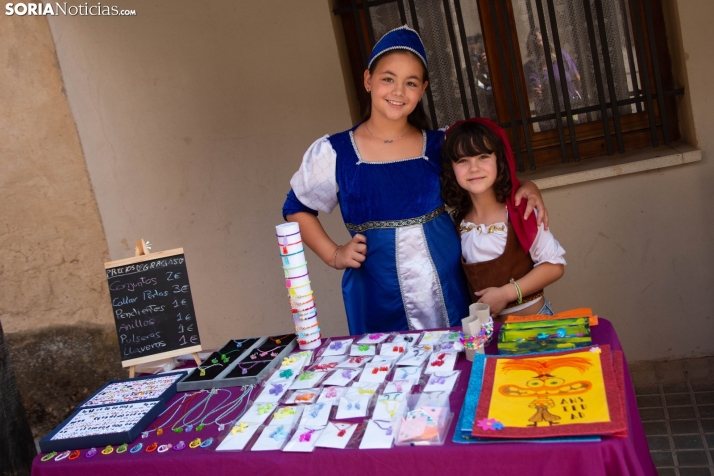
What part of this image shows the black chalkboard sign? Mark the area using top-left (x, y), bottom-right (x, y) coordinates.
top-left (104, 248), bottom-right (202, 367)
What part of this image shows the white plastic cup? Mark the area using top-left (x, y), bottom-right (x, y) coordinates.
top-left (276, 222), bottom-right (300, 238)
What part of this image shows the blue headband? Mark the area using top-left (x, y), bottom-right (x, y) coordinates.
top-left (367, 25), bottom-right (428, 69)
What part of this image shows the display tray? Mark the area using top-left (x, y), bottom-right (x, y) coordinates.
top-left (177, 337), bottom-right (296, 391)
top-left (78, 371), bottom-right (188, 408)
top-left (38, 399), bottom-right (165, 453)
top-left (177, 337), bottom-right (265, 388)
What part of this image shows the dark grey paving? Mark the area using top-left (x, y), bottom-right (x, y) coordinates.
top-left (674, 434), bottom-right (705, 450)
top-left (670, 420), bottom-right (703, 435)
top-left (644, 421), bottom-right (670, 435)
top-left (651, 450), bottom-right (675, 467)
top-left (678, 468), bottom-right (713, 476)
top-left (677, 451), bottom-right (710, 466)
top-left (656, 468), bottom-right (676, 476)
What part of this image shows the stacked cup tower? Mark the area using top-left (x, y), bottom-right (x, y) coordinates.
top-left (276, 222), bottom-right (321, 350)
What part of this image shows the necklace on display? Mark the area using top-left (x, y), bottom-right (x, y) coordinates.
top-left (171, 389), bottom-right (225, 433)
top-left (195, 386), bottom-right (253, 431)
top-left (330, 421), bottom-right (355, 437)
top-left (236, 361), bottom-right (263, 375)
top-left (211, 386), bottom-right (255, 430)
top-left (269, 334), bottom-right (292, 345)
top-left (197, 363), bottom-right (223, 376)
top-left (365, 123), bottom-right (411, 144)
top-left (143, 392), bottom-right (200, 438)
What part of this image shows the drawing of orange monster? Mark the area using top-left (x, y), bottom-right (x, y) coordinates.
top-left (497, 357), bottom-right (593, 426)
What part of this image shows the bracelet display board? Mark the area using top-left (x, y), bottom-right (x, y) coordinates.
top-left (78, 371), bottom-right (188, 408)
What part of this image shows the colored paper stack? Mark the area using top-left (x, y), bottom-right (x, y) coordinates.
top-left (276, 222), bottom-right (321, 350)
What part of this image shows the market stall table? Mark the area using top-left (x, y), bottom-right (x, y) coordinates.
top-left (31, 318), bottom-right (656, 476)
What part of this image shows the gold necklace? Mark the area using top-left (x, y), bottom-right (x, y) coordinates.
top-left (365, 123), bottom-right (411, 144)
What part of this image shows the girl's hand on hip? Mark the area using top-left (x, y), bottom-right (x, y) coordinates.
top-left (514, 180), bottom-right (549, 230)
top-left (475, 287), bottom-right (510, 318)
top-left (335, 234), bottom-right (367, 269)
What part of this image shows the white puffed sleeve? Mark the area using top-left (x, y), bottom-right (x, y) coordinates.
top-left (530, 223), bottom-right (567, 266)
top-left (289, 135), bottom-right (339, 214)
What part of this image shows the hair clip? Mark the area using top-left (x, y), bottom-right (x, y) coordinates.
top-left (54, 450), bottom-right (71, 461)
top-left (200, 437), bottom-right (214, 448)
top-left (101, 445), bottom-right (114, 455)
top-left (115, 443), bottom-right (128, 454)
top-left (41, 452), bottom-right (58, 462)
top-left (299, 429), bottom-right (315, 442)
top-left (189, 438), bottom-right (201, 449)
top-left (145, 442), bottom-right (158, 453)
top-left (85, 447), bottom-right (98, 458)
top-left (329, 341), bottom-right (344, 351)
top-left (269, 383), bottom-right (285, 396)
top-left (299, 371), bottom-right (316, 381)
top-left (129, 444), bottom-right (142, 454)
top-left (157, 444), bottom-right (172, 453)
top-left (68, 450), bottom-right (80, 460)
top-left (173, 441), bottom-right (186, 451)
top-left (270, 425), bottom-right (288, 441)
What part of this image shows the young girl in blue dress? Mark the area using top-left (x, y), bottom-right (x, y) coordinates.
top-left (441, 118), bottom-right (565, 320)
top-left (283, 26), bottom-right (548, 334)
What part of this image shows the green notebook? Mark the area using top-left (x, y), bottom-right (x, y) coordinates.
top-left (498, 317), bottom-right (591, 355)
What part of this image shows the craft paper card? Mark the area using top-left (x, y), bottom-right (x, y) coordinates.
top-left (289, 370), bottom-right (326, 390)
top-left (315, 421), bottom-right (359, 449)
top-left (336, 356), bottom-right (372, 368)
top-left (423, 371), bottom-right (460, 393)
top-left (359, 420), bottom-right (394, 449)
top-left (322, 368), bottom-right (360, 386)
top-left (385, 380), bottom-right (414, 394)
top-left (316, 355), bottom-right (348, 366)
top-left (373, 393), bottom-right (406, 421)
top-left (397, 348), bottom-right (431, 366)
top-left (251, 424), bottom-right (292, 451)
top-left (269, 406), bottom-right (304, 426)
top-left (216, 422), bottom-right (261, 451)
top-left (283, 425), bottom-right (325, 452)
top-left (284, 389), bottom-right (320, 405)
top-left (322, 339), bottom-right (354, 356)
top-left (391, 333), bottom-right (421, 347)
top-left (356, 333), bottom-right (390, 345)
top-left (472, 346), bottom-right (626, 439)
top-left (255, 382), bottom-right (291, 403)
top-left (240, 402), bottom-right (277, 425)
top-left (379, 343), bottom-right (408, 356)
top-left (317, 386), bottom-right (348, 405)
top-left (393, 366), bottom-right (423, 384)
top-left (358, 364), bottom-right (392, 383)
top-left (371, 354), bottom-right (399, 365)
top-left (424, 351), bottom-right (458, 374)
top-left (420, 331), bottom-right (447, 343)
top-left (299, 402), bottom-right (332, 427)
top-left (335, 395), bottom-right (370, 419)
top-left (350, 344), bottom-right (376, 356)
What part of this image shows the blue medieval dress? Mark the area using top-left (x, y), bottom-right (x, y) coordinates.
top-left (283, 126), bottom-right (470, 334)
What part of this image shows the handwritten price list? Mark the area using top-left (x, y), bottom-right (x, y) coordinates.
top-left (105, 254), bottom-right (201, 362)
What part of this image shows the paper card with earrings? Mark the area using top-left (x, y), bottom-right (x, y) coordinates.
top-left (391, 365), bottom-right (425, 385)
top-left (355, 332), bottom-right (391, 345)
top-left (317, 386), bottom-right (348, 406)
top-left (315, 355), bottom-right (348, 367)
top-left (266, 365), bottom-right (300, 385)
top-left (336, 356), bottom-right (372, 369)
top-left (384, 379), bottom-right (414, 394)
top-left (322, 367), bottom-right (361, 386)
top-left (315, 421), bottom-right (361, 449)
top-left (439, 331), bottom-right (462, 344)
top-left (358, 419), bottom-right (394, 449)
top-left (349, 344), bottom-right (376, 356)
top-left (268, 405), bottom-right (304, 426)
top-left (299, 401), bottom-right (332, 427)
top-left (424, 351), bottom-right (459, 374)
top-left (346, 381), bottom-right (380, 398)
top-left (358, 363), bottom-right (393, 383)
top-left (373, 392), bottom-right (407, 421)
top-left (254, 382), bottom-right (290, 403)
top-left (286, 349), bottom-right (314, 368)
top-left (282, 425), bottom-right (326, 452)
top-left (250, 423), bottom-right (295, 451)
top-left (321, 338), bottom-right (354, 357)
top-left (389, 333), bottom-right (422, 348)
top-left (335, 395), bottom-right (371, 419)
top-left (239, 402), bottom-right (277, 425)
top-left (397, 347), bottom-right (432, 366)
top-left (283, 388), bottom-right (320, 405)
top-left (422, 371), bottom-right (461, 394)
top-left (379, 343), bottom-right (408, 356)
top-left (371, 354), bottom-right (400, 366)
top-left (215, 421), bottom-right (262, 451)
top-left (289, 369), bottom-right (327, 390)
top-left (420, 330), bottom-right (448, 343)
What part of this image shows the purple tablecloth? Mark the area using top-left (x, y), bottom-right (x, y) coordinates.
top-left (32, 318), bottom-right (656, 476)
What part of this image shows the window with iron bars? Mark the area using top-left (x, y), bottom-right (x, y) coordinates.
top-left (334, 0), bottom-right (683, 171)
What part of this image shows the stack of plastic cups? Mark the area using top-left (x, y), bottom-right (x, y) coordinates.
top-left (276, 222), bottom-right (321, 350)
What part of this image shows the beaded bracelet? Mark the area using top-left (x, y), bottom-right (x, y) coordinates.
top-left (285, 274), bottom-right (309, 286)
top-left (288, 290), bottom-right (314, 299)
top-left (287, 280), bottom-right (311, 291)
top-left (290, 296), bottom-right (314, 306)
top-left (292, 305), bottom-right (316, 316)
top-left (278, 240), bottom-right (302, 248)
top-left (295, 321), bottom-right (319, 331)
top-left (298, 334), bottom-right (321, 346)
top-left (333, 244), bottom-right (343, 269)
